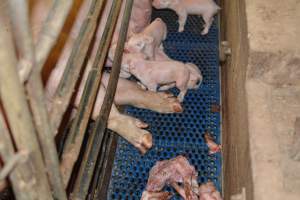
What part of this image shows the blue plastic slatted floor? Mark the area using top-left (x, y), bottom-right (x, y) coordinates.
top-left (107, 8), bottom-right (221, 200)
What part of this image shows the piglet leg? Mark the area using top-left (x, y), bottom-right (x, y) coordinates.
top-left (201, 14), bottom-right (214, 35)
top-left (108, 106), bottom-right (152, 154)
top-left (177, 89), bottom-right (188, 103)
top-left (177, 10), bottom-right (187, 32)
top-left (158, 83), bottom-right (176, 91)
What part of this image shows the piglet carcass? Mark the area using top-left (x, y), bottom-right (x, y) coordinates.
top-left (145, 156), bottom-right (200, 199)
top-left (152, 0), bottom-right (220, 34)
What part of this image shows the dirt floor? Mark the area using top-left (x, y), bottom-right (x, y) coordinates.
top-left (245, 0), bottom-right (300, 199)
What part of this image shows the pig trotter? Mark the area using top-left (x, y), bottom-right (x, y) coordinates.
top-left (108, 114), bottom-right (153, 154)
top-left (148, 92), bottom-right (183, 113)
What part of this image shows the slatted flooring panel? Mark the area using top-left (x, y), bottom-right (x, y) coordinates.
top-left (107, 8), bottom-right (221, 200)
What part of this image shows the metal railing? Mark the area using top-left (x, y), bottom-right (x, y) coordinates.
top-left (0, 0), bottom-right (133, 199)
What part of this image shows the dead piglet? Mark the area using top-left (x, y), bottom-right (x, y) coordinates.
top-left (152, 0), bottom-right (220, 34)
top-left (127, 18), bottom-right (168, 60)
top-left (146, 156), bottom-right (199, 199)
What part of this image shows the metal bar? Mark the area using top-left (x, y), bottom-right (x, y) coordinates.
top-left (60, 0), bottom-right (122, 187)
top-left (0, 112), bottom-right (34, 200)
top-left (88, 131), bottom-right (110, 199)
top-left (50, 0), bottom-right (106, 133)
top-left (0, 9), bottom-right (53, 200)
top-left (7, 1), bottom-right (68, 199)
top-left (94, 133), bottom-right (119, 199)
top-left (92, 131), bottom-right (115, 200)
top-left (71, 0), bottom-right (133, 199)
top-left (35, 0), bottom-right (74, 73)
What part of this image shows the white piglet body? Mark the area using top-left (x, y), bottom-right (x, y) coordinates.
top-left (152, 0), bottom-right (220, 34)
top-left (125, 58), bottom-right (203, 102)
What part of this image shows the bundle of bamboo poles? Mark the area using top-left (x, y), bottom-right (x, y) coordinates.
top-left (0, 0), bottom-right (133, 199)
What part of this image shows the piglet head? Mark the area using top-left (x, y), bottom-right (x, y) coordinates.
top-left (185, 63), bottom-right (203, 89)
top-left (127, 34), bottom-right (155, 59)
top-left (124, 53), bottom-right (146, 74)
top-left (152, 0), bottom-right (178, 9)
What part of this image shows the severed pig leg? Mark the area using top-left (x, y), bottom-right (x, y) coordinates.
top-left (101, 72), bottom-right (183, 113)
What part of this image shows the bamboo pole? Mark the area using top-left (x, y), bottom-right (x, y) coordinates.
top-left (50, 0), bottom-right (106, 134)
top-left (0, 112), bottom-right (35, 200)
top-left (35, 0), bottom-right (74, 72)
top-left (7, 1), bottom-right (68, 199)
top-left (0, 9), bottom-right (53, 200)
top-left (60, 0), bottom-right (122, 186)
top-left (71, 0), bottom-right (133, 199)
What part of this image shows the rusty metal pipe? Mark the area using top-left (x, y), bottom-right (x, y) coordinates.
top-left (50, 0), bottom-right (106, 134)
top-left (35, 0), bottom-right (74, 73)
top-left (71, 0), bottom-right (133, 199)
top-left (61, 0), bottom-right (122, 189)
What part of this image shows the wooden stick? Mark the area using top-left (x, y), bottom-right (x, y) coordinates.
top-left (50, 0), bottom-right (106, 134)
top-left (0, 10), bottom-right (53, 200)
top-left (71, 0), bottom-right (133, 199)
top-left (60, 0), bottom-right (122, 186)
top-left (0, 112), bottom-right (34, 200)
top-left (35, 0), bottom-right (74, 72)
top-left (7, 1), bottom-right (68, 199)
